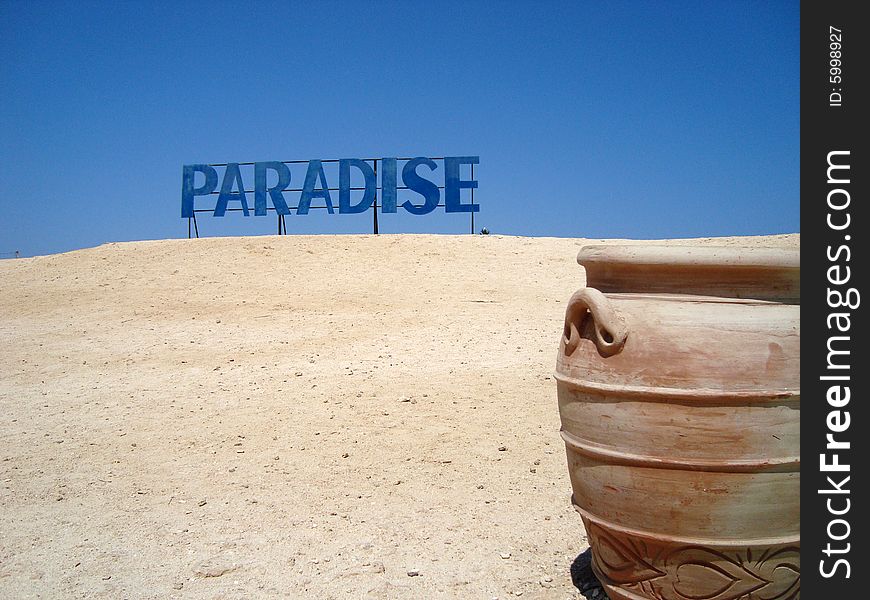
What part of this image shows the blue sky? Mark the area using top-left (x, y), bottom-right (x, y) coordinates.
top-left (0, 0), bottom-right (799, 257)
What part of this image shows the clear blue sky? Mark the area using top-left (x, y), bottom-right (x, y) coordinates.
top-left (1, 0), bottom-right (799, 257)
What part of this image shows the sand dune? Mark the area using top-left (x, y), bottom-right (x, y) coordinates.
top-left (0, 233), bottom-right (798, 599)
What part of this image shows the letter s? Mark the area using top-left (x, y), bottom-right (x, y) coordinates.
top-left (401, 157), bottom-right (439, 215)
top-left (820, 558), bottom-right (851, 578)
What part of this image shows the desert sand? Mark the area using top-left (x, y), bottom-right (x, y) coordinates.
top-left (0, 233), bottom-right (798, 599)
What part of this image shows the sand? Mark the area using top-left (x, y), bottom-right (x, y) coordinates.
top-left (0, 233), bottom-right (798, 599)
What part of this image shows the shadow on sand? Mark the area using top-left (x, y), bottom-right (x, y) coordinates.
top-left (570, 547), bottom-right (609, 599)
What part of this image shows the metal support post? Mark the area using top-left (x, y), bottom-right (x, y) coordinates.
top-left (373, 159), bottom-right (379, 235)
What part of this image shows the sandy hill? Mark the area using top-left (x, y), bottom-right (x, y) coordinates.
top-left (0, 233), bottom-right (798, 599)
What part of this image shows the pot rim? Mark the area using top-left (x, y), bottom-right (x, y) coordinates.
top-left (577, 245), bottom-right (799, 269)
top-left (577, 245), bottom-right (799, 302)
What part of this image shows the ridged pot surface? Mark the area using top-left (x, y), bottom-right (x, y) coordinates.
top-left (556, 246), bottom-right (800, 600)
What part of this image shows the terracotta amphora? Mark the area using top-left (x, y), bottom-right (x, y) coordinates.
top-left (556, 245), bottom-right (800, 600)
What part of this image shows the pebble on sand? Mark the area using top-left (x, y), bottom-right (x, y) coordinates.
top-left (193, 558), bottom-right (238, 578)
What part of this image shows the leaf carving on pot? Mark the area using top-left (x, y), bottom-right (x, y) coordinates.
top-left (669, 548), bottom-right (766, 600)
top-left (589, 522), bottom-right (664, 584)
top-left (582, 519), bottom-right (800, 600)
top-left (750, 546), bottom-right (800, 600)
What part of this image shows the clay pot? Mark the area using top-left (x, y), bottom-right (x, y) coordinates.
top-left (556, 245), bottom-right (800, 600)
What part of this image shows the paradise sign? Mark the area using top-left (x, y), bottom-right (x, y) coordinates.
top-left (181, 156), bottom-right (479, 218)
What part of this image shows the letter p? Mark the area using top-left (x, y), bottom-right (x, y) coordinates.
top-left (182, 164), bottom-right (218, 218)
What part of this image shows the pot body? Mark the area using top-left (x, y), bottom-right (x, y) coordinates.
top-left (556, 246), bottom-right (800, 600)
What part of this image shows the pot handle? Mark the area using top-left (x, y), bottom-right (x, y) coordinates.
top-left (562, 287), bottom-right (628, 357)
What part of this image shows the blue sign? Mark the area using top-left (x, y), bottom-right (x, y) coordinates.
top-left (182, 156), bottom-right (478, 218)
